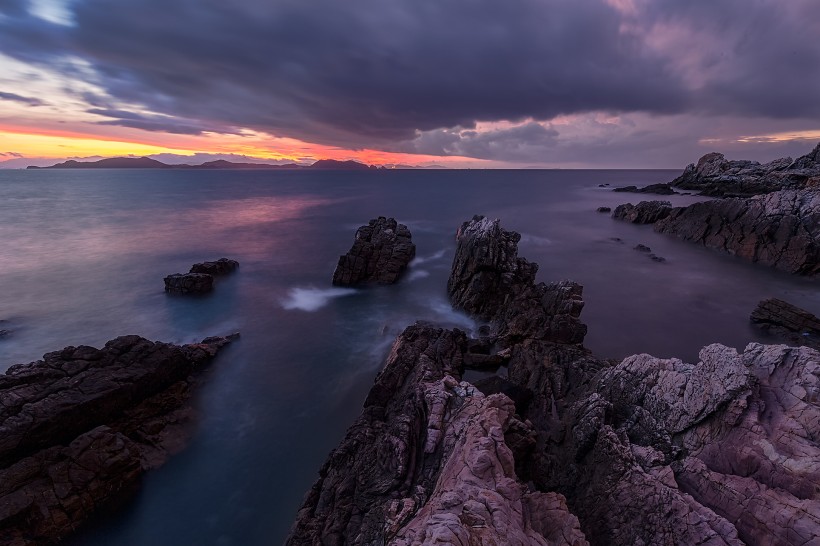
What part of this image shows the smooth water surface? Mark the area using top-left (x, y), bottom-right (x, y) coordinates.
top-left (0, 169), bottom-right (816, 544)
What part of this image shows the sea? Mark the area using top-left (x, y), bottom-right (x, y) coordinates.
top-left (0, 168), bottom-right (817, 545)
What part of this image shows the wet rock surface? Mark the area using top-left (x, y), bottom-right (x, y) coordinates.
top-left (163, 272), bottom-right (214, 294)
top-left (751, 298), bottom-right (820, 350)
top-left (332, 216), bottom-right (416, 286)
top-left (611, 200), bottom-right (672, 224)
top-left (654, 189), bottom-right (820, 275)
top-left (0, 334), bottom-right (236, 545)
top-left (290, 215), bottom-right (820, 546)
top-left (671, 142), bottom-right (820, 197)
top-left (189, 257), bottom-right (239, 275)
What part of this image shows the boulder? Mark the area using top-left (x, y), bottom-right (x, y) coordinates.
top-left (332, 217), bottom-right (416, 286)
top-left (164, 272), bottom-right (213, 294)
top-left (654, 189), bottom-right (820, 275)
top-left (189, 257), bottom-right (239, 275)
top-left (611, 200), bottom-right (672, 224)
top-left (671, 142), bottom-right (820, 197)
top-left (596, 207), bottom-right (611, 213)
top-left (0, 334), bottom-right (236, 545)
top-left (750, 298), bottom-right (820, 349)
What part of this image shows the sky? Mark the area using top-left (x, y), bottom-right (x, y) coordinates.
top-left (0, 0), bottom-right (819, 168)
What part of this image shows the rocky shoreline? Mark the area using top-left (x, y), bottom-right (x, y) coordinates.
top-left (288, 216), bottom-right (819, 545)
top-left (610, 142), bottom-right (820, 276)
top-left (0, 333), bottom-right (237, 545)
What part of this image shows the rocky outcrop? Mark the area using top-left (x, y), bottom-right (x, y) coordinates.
top-left (332, 217), bottom-right (416, 286)
top-left (163, 272), bottom-right (213, 294)
top-left (164, 258), bottom-right (239, 294)
top-left (447, 215), bottom-right (586, 344)
top-left (671, 142), bottom-right (820, 197)
top-left (189, 257), bottom-right (239, 275)
top-left (751, 298), bottom-right (820, 350)
top-left (611, 200), bottom-right (672, 224)
top-left (613, 183), bottom-right (677, 195)
top-left (286, 323), bottom-right (587, 546)
top-left (654, 189), bottom-right (820, 275)
top-left (291, 215), bottom-right (820, 545)
top-left (595, 206), bottom-right (611, 213)
top-left (0, 334), bottom-right (236, 545)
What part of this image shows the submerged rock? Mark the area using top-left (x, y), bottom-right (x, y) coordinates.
top-left (163, 272), bottom-right (214, 294)
top-left (0, 333), bottom-right (237, 545)
top-left (654, 189), bottom-right (820, 275)
top-left (751, 298), bottom-right (820, 350)
top-left (189, 257), bottom-right (239, 275)
top-left (671, 142), bottom-right (820, 197)
top-left (332, 217), bottom-right (416, 286)
top-left (611, 200), bottom-right (672, 224)
top-left (596, 206), bottom-right (611, 213)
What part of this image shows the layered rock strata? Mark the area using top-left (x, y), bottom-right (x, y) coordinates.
top-left (671, 142), bottom-right (820, 197)
top-left (611, 200), bottom-right (672, 224)
top-left (0, 334), bottom-right (236, 545)
top-left (290, 216), bottom-right (820, 545)
top-left (332, 217), bottom-right (416, 286)
top-left (654, 189), bottom-right (820, 275)
top-left (751, 298), bottom-right (820, 350)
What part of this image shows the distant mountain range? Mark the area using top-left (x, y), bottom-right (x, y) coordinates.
top-left (26, 157), bottom-right (379, 170)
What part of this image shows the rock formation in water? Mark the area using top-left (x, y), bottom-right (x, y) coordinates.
top-left (654, 189), bottom-right (820, 275)
top-left (751, 298), bottom-right (820, 350)
top-left (332, 217), bottom-right (416, 286)
top-left (289, 216), bottom-right (820, 545)
top-left (0, 333), bottom-right (237, 545)
top-left (611, 200), bottom-right (672, 224)
top-left (163, 272), bottom-right (214, 294)
top-left (671, 141), bottom-right (820, 197)
top-left (448, 215), bottom-right (586, 345)
top-left (613, 183), bottom-right (677, 195)
top-left (164, 258), bottom-right (239, 294)
top-left (189, 257), bottom-right (239, 275)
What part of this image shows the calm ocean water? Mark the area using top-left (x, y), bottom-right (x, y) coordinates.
top-left (1, 169), bottom-right (817, 544)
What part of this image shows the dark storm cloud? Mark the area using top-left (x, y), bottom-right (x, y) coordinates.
top-left (87, 108), bottom-right (236, 135)
top-left (0, 0), bottom-right (818, 161)
top-left (0, 90), bottom-right (46, 106)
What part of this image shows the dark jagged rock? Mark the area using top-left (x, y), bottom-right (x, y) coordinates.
top-left (332, 217), bottom-right (416, 286)
top-left (596, 206), bottom-right (611, 213)
top-left (286, 324), bottom-right (586, 546)
top-left (648, 253), bottom-right (666, 263)
top-left (292, 216), bottom-right (820, 545)
top-left (447, 215), bottom-right (586, 345)
top-left (163, 272), bottom-right (214, 294)
top-left (671, 142), bottom-right (820, 197)
top-left (189, 257), bottom-right (239, 275)
top-left (634, 244), bottom-right (651, 252)
top-left (654, 189), bottom-right (820, 275)
top-left (613, 183), bottom-right (677, 195)
top-left (611, 200), bottom-right (672, 224)
top-left (0, 334), bottom-right (236, 545)
top-left (751, 298), bottom-right (820, 350)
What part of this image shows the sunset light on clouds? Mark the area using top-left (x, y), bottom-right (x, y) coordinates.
top-left (1, 0), bottom-right (819, 168)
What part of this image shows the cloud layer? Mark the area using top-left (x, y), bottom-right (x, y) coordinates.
top-left (1, 0), bottom-right (818, 165)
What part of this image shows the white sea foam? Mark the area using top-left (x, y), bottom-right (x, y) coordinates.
top-left (281, 287), bottom-right (358, 312)
top-left (410, 249), bottom-right (446, 266)
top-left (520, 233), bottom-right (552, 246)
top-left (426, 299), bottom-right (477, 332)
top-left (407, 269), bottom-right (431, 281)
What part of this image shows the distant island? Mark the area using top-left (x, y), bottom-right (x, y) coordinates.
top-left (26, 157), bottom-right (379, 170)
